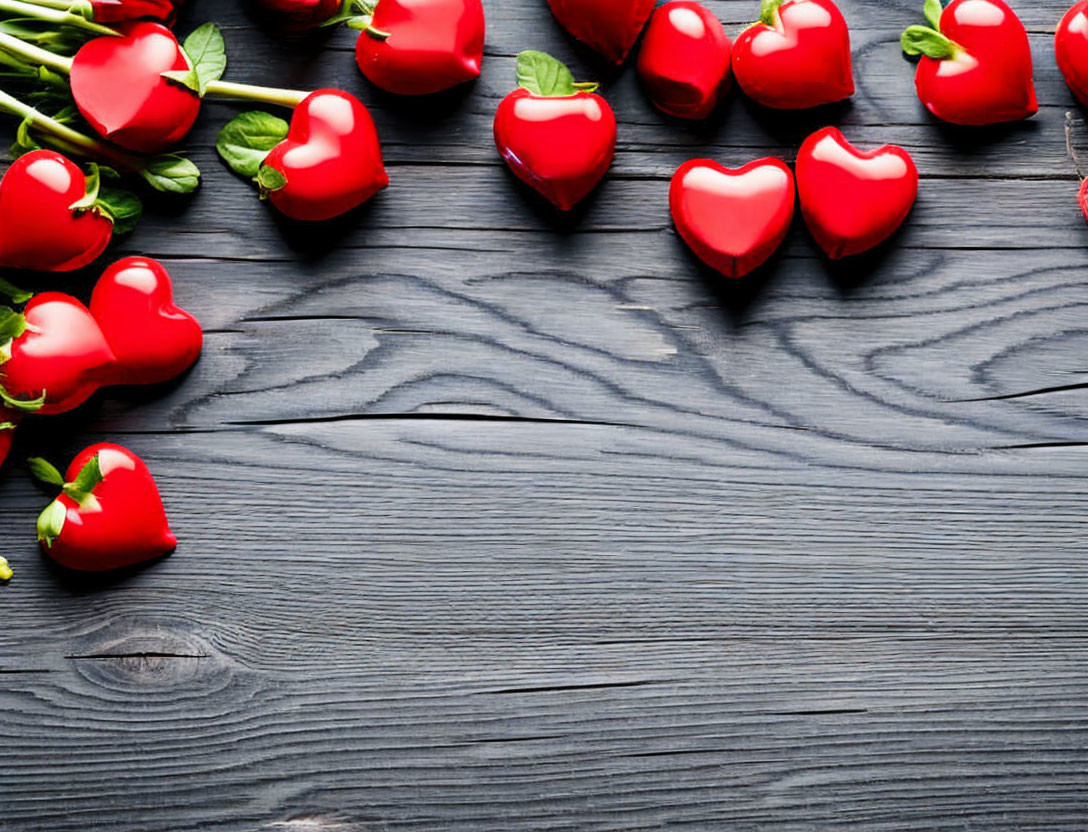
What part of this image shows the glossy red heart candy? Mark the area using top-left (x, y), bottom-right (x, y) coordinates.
top-left (732, 0), bottom-right (854, 110)
top-left (0, 150), bottom-right (113, 272)
top-left (90, 257), bottom-right (203, 386)
top-left (1, 293), bottom-right (117, 415)
top-left (1057, 1), bottom-right (1088, 106)
top-left (38, 443), bottom-right (177, 572)
top-left (796, 127), bottom-right (918, 259)
top-left (494, 89), bottom-right (616, 211)
top-left (670, 158), bottom-right (795, 278)
top-left (637, 0), bottom-right (732, 119)
top-left (905, 0), bottom-right (1036, 126)
top-left (69, 21), bottom-right (201, 152)
top-left (547, 0), bottom-right (655, 64)
top-left (356, 0), bottom-right (485, 95)
top-left (263, 89), bottom-right (389, 222)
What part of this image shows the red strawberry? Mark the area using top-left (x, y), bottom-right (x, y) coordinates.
top-left (90, 257), bottom-right (203, 386)
top-left (546, 0), bottom-right (655, 64)
top-left (901, 0), bottom-right (1036, 126)
top-left (34, 444), bottom-right (177, 572)
top-left (0, 293), bottom-right (118, 416)
top-left (69, 21), bottom-right (201, 152)
top-left (355, 0), bottom-right (485, 95)
top-left (0, 150), bottom-right (114, 272)
top-left (637, 0), bottom-right (732, 119)
top-left (795, 127), bottom-right (918, 259)
top-left (732, 0), bottom-right (854, 110)
top-left (669, 157), bottom-right (796, 279)
top-left (493, 51), bottom-right (616, 211)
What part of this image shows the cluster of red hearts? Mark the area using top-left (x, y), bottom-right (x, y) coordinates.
top-left (1, 0), bottom-right (1087, 579)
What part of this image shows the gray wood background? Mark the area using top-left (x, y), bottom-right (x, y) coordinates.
top-left (2, 0), bottom-right (1088, 828)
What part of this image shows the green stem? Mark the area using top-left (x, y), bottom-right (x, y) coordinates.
top-left (0, 88), bottom-right (141, 169)
top-left (0, 0), bottom-right (119, 36)
top-left (0, 31), bottom-right (72, 74)
top-left (759, 0), bottom-right (785, 25)
top-left (203, 79), bottom-right (310, 109)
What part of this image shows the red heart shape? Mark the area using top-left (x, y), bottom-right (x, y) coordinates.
top-left (0, 150), bottom-right (113, 272)
top-left (90, 0), bottom-right (181, 23)
top-left (70, 21), bottom-right (200, 152)
top-left (732, 0), bottom-right (854, 110)
top-left (494, 88), bottom-right (617, 211)
top-left (39, 443), bottom-right (177, 572)
top-left (637, 0), bottom-right (732, 120)
top-left (670, 158), bottom-right (795, 279)
top-left (263, 89), bottom-right (389, 222)
top-left (356, 0), bottom-right (485, 95)
top-left (1, 293), bottom-right (117, 415)
top-left (546, 0), bottom-right (655, 64)
top-left (90, 257), bottom-right (203, 386)
top-left (913, 0), bottom-right (1036, 126)
top-left (796, 127), bottom-right (918, 259)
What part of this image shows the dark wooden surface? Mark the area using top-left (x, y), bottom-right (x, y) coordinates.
top-left (3, 0), bottom-right (1088, 828)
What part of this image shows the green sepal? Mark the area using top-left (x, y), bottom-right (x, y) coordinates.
top-left (0, 277), bottom-right (32, 305)
top-left (9, 115), bottom-right (40, 159)
top-left (68, 161), bottom-right (102, 211)
top-left (27, 457), bottom-right (64, 487)
top-left (759, 0), bottom-right (786, 25)
top-left (164, 22), bottom-right (226, 97)
top-left (256, 164), bottom-right (287, 194)
top-left (320, 0), bottom-right (377, 27)
top-left (901, 24), bottom-right (960, 59)
top-left (216, 111), bottom-right (289, 179)
top-left (0, 307), bottom-right (28, 342)
top-left (515, 51), bottom-right (597, 97)
top-left (0, 422), bottom-right (14, 432)
top-left (924, 0), bottom-right (943, 29)
top-left (36, 499), bottom-right (66, 549)
top-left (0, 386), bottom-right (45, 413)
top-left (63, 453), bottom-right (102, 503)
top-left (138, 154), bottom-right (201, 194)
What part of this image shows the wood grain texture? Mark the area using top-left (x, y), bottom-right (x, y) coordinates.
top-left (2, 0), bottom-right (1088, 829)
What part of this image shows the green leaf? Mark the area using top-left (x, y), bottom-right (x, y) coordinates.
top-left (27, 457), bottom-right (64, 487)
top-left (924, 0), bottom-right (943, 29)
top-left (516, 50), bottom-right (594, 97)
top-left (95, 186), bottom-right (142, 235)
top-left (36, 500), bottom-right (66, 549)
top-left (9, 115), bottom-right (40, 159)
top-left (901, 25), bottom-right (960, 59)
top-left (0, 307), bottom-right (28, 343)
top-left (256, 164), bottom-right (287, 193)
top-left (0, 277), bottom-right (32, 304)
top-left (175, 22), bottom-right (227, 97)
top-left (68, 161), bottom-right (101, 211)
top-left (216, 111), bottom-right (289, 179)
top-left (63, 453), bottom-right (103, 503)
top-left (161, 67), bottom-right (201, 94)
top-left (138, 154), bottom-right (201, 194)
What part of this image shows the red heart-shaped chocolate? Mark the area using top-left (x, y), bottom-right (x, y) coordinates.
top-left (546, 0), bottom-right (655, 64)
top-left (0, 150), bottom-right (113, 272)
top-left (356, 0), bottom-right (485, 95)
top-left (90, 257), bottom-right (203, 386)
top-left (911, 0), bottom-right (1036, 125)
top-left (796, 127), bottom-right (918, 259)
top-left (1058, 1), bottom-right (1088, 107)
top-left (1, 293), bottom-right (118, 415)
top-left (494, 88), bottom-right (617, 211)
top-left (732, 0), bottom-right (854, 110)
top-left (70, 21), bottom-right (200, 152)
top-left (38, 443), bottom-right (177, 572)
top-left (262, 89), bottom-right (389, 222)
top-left (670, 157), bottom-right (795, 278)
